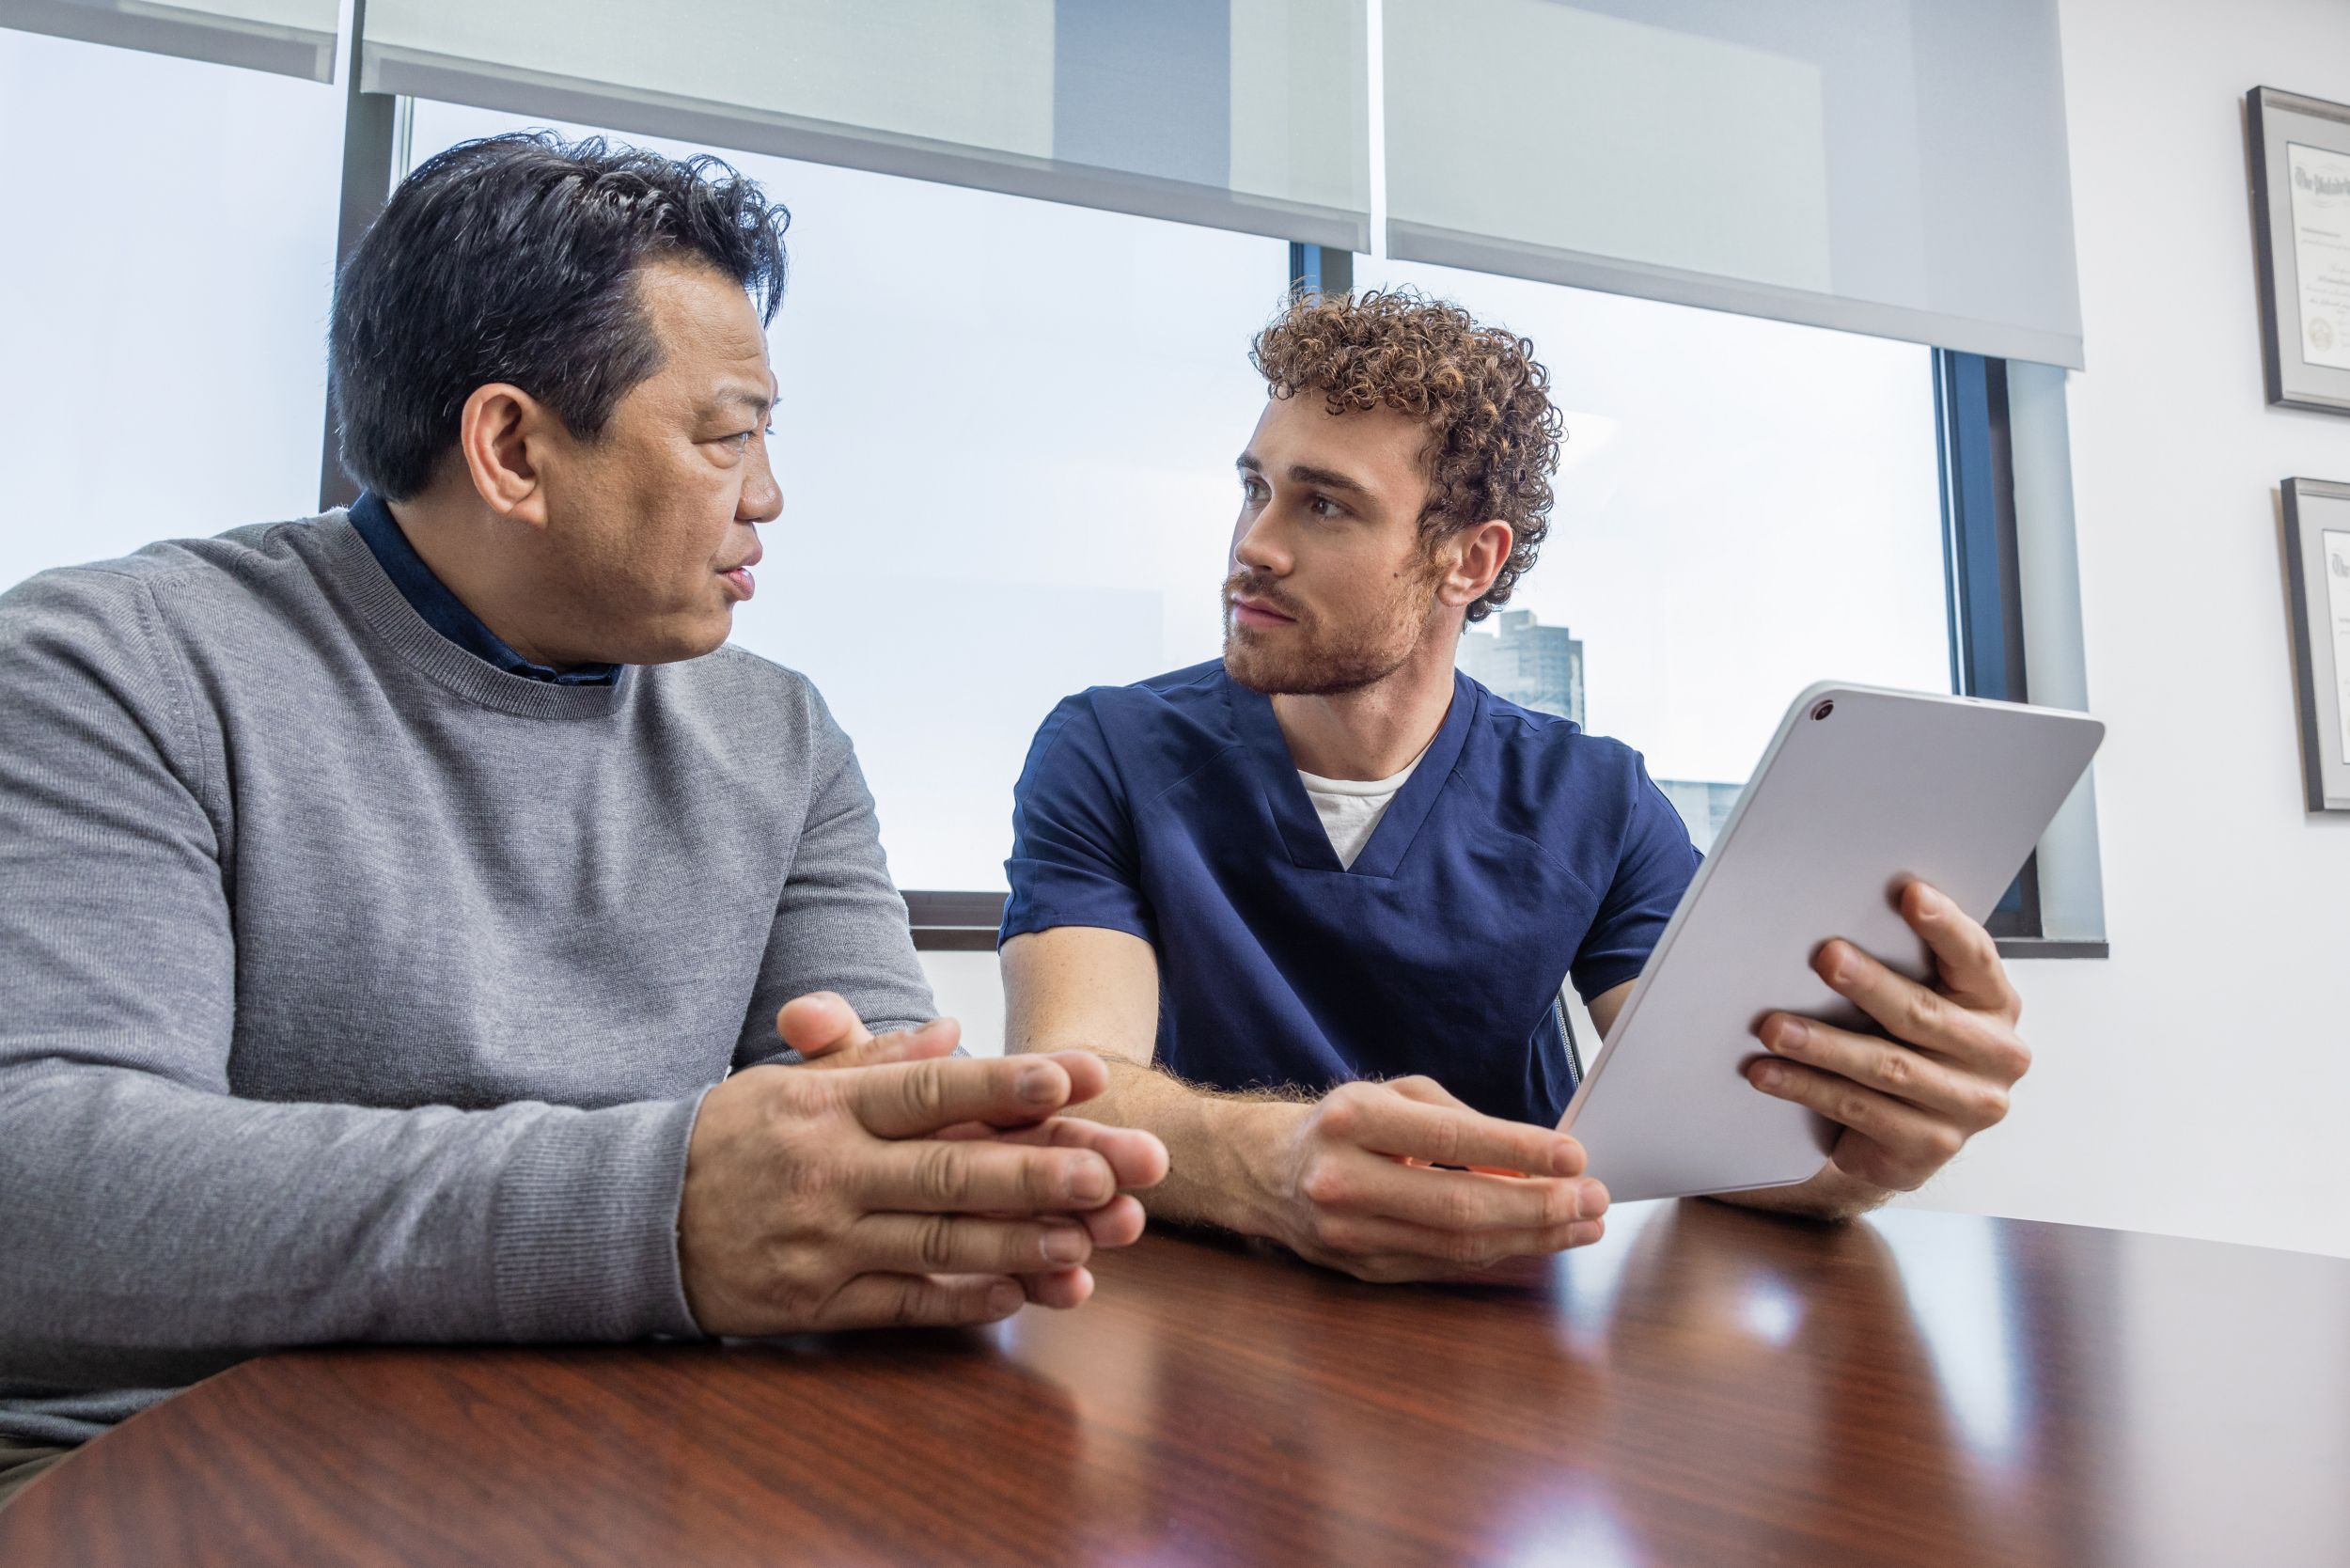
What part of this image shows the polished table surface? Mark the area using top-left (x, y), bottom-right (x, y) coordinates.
top-left (7, 1200), bottom-right (2347, 1567)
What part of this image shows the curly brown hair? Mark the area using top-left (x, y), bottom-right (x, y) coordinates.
top-left (1249, 287), bottom-right (1563, 622)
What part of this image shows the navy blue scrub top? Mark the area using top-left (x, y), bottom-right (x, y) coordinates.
top-left (1001, 661), bottom-right (1702, 1128)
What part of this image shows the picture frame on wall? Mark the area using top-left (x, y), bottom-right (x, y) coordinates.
top-left (2249, 87), bottom-right (2350, 414)
top-left (2281, 478), bottom-right (2350, 811)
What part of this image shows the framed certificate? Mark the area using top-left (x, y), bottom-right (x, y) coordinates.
top-left (2282, 478), bottom-right (2350, 811)
top-left (2249, 87), bottom-right (2350, 414)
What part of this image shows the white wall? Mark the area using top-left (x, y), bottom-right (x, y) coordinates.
top-left (929, 0), bottom-right (2350, 1261)
top-left (1901, 0), bottom-right (2350, 1259)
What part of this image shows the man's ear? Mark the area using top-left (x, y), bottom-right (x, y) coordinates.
top-left (1435, 520), bottom-right (1514, 609)
top-left (457, 383), bottom-right (558, 529)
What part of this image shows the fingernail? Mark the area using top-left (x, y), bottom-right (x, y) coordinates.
top-left (985, 1282), bottom-right (1023, 1318)
top-left (1771, 1018), bottom-right (1808, 1052)
top-left (1016, 1063), bottom-right (1058, 1105)
top-left (1042, 1228), bottom-right (1089, 1265)
top-left (1577, 1182), bottom-right (1610, 1220)
top-left (1755, 1064), bottom-right (1786, 1091)
top-left (1550, 1141), bottom-right (1581, 1177)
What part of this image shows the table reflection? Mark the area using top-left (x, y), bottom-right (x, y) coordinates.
top-left (1011, 1200), bottom-right (2088, 1566)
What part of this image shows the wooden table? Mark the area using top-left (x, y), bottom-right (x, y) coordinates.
top-left (7, 1200), bottom-right (2346, 1567)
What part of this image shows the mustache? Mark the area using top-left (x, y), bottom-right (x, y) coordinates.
top-left (1223, 571), bottom-right (1306, 619)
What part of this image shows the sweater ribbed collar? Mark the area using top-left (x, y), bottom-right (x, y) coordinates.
top-left (312, 510), bottom-right (632, 722)
top-left (347, 492), bottom-right (621, 688)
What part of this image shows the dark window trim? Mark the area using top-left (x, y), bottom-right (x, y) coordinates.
top-left (1933, 350), bottom-right (2047, 943)
top-left (906, 891), bottom-right (1007, 953)
top-left (318, 0), bottom-right (400, 514)
top-left (1288, 242), bottom-right (1352, 299)
top-left (1994, 938), bottom-right (2108, 962)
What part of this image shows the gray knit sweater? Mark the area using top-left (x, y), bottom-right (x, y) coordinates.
top-left (0, 512), bottom-right (935, 1444)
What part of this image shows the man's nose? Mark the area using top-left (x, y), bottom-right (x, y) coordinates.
top-left (1232, 513), bottom-right (1289, 575)
top-left (741, 441), bottom-right (784, 525)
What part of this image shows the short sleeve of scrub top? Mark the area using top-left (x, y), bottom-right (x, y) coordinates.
top-left (1569, 765), bottom-right (1705, 1003)
top-left (1002, 694), bottom-right (1156, 948)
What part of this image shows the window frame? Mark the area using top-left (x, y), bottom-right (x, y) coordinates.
top-left (316, 102), bottom-right (2100, 959)
top-left (1935, 349), bottom-right (2043, 944)
top-left (1935, 351), bottom-right (2109, 960)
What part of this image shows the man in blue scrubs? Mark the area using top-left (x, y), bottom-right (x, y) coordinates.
top-left (988, 290), bottom-right (2035, 1283)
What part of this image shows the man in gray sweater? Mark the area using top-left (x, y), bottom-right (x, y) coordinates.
top-left (0, 133), bottom-right (1167, 1505)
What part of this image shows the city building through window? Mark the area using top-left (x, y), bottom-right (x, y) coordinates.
top-left (1457, 610), bottom-right (1739, 852)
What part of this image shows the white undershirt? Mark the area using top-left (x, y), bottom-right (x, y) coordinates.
top-left (1296, 744), bottom-right (1431, 870)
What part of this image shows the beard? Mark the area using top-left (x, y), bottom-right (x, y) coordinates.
top-left (1221, 560), bottom-right (1447, 697)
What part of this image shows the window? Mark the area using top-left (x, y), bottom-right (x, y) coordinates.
top-left (1354, 257), bottom-right (1951, 851)
top-left (409, 101), bottom-right (1948, 886)
top-left (0, 50), bottom-right (2060, 936)
top-left (0, 29), bottom-right (344, 583)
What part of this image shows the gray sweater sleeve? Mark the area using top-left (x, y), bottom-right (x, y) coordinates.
top-left (733, 676), bottom-right (939, 1067)
top-left (0, 571), bottom-right (701, 1383)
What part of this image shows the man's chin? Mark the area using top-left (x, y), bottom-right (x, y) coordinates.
top-left (596, 609), bottom-right (735, 667)
top-left (1223, 657), bottom-right (1275, 694)
top-left (676, 612), bottom-right (736, 663)
top-left (1224, 630), bottom-right (1425, 698)
top-left (1221, 635), bottom-right (1289, 695)
top-left (1224, 636), bottom-right (1342, 697)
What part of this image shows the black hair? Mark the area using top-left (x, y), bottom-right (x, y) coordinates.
top-left (328, 132), bottom-right (791, 500)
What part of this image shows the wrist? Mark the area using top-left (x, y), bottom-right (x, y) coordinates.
top-left (1217, 1097), bottom-right (1313, 1244)
top-left (1804, 1161), bottom-right (1894, 1218)
top-left (1725, 1157), bottom-right (1889, 1220)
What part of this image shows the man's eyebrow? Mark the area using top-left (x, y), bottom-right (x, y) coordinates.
top-left (708, 386), bottom-right (780, 416)
top-left (1287, 463), bottom-right (1371, 495)
top-left (1233, 453), bottom-right (1373, 496)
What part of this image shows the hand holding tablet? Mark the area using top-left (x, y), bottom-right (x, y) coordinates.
top-left (1559, 683), bottom-right (2104, 1205)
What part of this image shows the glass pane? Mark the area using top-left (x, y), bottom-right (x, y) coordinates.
top-left (1359, 256), bottom-right (1950, 851)
top-left (410, 101), bottom-right (1287, 891)
top-left (0, 30), bottom-right (344, 582)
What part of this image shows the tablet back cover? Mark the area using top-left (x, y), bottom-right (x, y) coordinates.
top-left (1559, 684), bottom-right (2103, 1203)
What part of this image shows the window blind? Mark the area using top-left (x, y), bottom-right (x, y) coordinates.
top-left (1383, 0), bottom-right (2084, 368)
top-left (1, 0), bottom-right (336, 80)
top-left (360, 0), bottom-right (1371, 249)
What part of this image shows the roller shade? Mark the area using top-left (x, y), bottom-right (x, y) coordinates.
top-left (0, 0), bottom-right (336, 79)
top-left (1383, 0), bottom-right (2084, 368)
top-left (361, 0), bottom-right (1371, 249)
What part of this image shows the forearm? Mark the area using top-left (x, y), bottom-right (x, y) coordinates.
top-left (1044, 1054), bottom-right (1300, 1239)
top-left (0, 1062), bottom-right (705, 1383)
top-left (1708, 1160), bottom-right (1891, 1222)
top-left (736, 728), bottom-right (936, 1067)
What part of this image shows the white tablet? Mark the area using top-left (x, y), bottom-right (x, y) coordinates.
top-left (1557, 682), bottom-right (2104, 1204)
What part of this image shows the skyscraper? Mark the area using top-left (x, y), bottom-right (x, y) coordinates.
top-left (1456, 609), bottom-right (1585, 727)
top-left (1653, 777), bottom-right (1743, 854)
top-left (1459, 611), bottom-right (1742, 853)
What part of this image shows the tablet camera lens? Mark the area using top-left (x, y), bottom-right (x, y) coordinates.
top-left (1810, 699), bottom-right (1835, 721)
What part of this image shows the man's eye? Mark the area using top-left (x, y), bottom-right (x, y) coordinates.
top-left (1310, 495), bottom-right (1345, 518)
